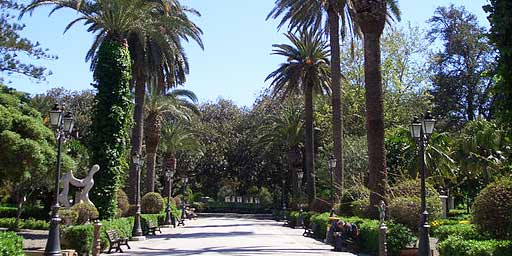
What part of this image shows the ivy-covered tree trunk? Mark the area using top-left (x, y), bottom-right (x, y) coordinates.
top-left (89, 39), bottom-right (133, 219)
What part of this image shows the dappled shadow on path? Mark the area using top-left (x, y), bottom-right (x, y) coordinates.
top-left (131, 245), bottom-right (337, 255)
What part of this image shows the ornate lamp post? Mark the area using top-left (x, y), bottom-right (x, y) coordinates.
top-left (328, 155), bottom-right (337, 217)
top-left (45, 104), bottom-right (74, 256)
top-left (297, 170), bottom-right (304, 227)
top-left (131, 153), bottom-right (145, 241)
top-left (410, 112), bottom-right (436, 256)
top-left (180, 177), bottom-right (189, 224)
top-left (164, 168), bottom-right (175, 227)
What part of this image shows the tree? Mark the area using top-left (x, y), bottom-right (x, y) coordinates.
top-left (0, 85), bottom-right (74, 228)
top-left (144, 84), bottom-right (199, 192)
top-left (484, 0), bottom-right (512, 128)
top-left (1, 0), bottom-right (55, 81)
top-left (428, 5), bottom-right (496, 130)
top-left (266, 28), bottom-right (331, 202)
top-left (267, 0), bottom-right (359, 199)
top-left (351, 0), bottom-right (400, 216)
top-left (22, 0), bottom-right (154, 218)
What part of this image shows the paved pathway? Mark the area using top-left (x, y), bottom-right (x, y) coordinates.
top-left (107, 216), bottom-right (358, 256)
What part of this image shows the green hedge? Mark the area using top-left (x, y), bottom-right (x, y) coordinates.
top-left (0, 231), bottom-right (24, 256)
top-left (433, 224), bottom-right (486, 242)
top-left (0, 217), bottom-right (49, 230)
top-left (205, 202), bottom-right (270, 214)
top-left (0, 205), bottom-right (48, 220)
top-left (286, 211), bottom-right (315, 228)
top-left (438, 236), bottom-right (512, 256)
top-left (308, 212), bottom-right (415, 256)
top-left (61, 213), bottom-right (165, 255)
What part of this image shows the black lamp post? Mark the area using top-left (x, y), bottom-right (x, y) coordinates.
top-left (297, 170), bottom-right (304, 227)
top-left (281, 179), bottom-right (287, 223)
top-left (131, 153), bottom-right (145, 240)
top-left (410, 112), bottom-right (436, 256)
top-left (45, 104), bottom-right (74, 256)
top-left (180, 177), bottom-right (189, 223)
top-left (328, 155), bottom-right (337, 217)
top-left (164, 168), bottom-right (175, 227)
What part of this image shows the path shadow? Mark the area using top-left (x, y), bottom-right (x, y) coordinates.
top-left (129, 245), bottom-right (342, 256)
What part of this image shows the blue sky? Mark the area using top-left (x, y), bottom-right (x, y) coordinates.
top-left (8, 0), bottom-right (490, 107)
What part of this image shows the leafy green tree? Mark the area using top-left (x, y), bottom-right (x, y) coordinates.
top-left (351, 0), bottom-right (400, 215)
top-left (22, 0), bottom-right (154, 218)
top-left (0, 85), bottom-right (74, 228)
top-left (0, 0), bottom-right (55, 81)
top-left (484, 0), bottom-right (512, 128)
top-left (144, 84), bottom-right (199, 192)
top-left (428, 5), bottom-right (496, 129)
top-left (266, 28), bottom-right (331, 202)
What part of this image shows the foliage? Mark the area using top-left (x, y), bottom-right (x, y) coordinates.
top-left (61, 224), bottom-right (94, 255)
top-left (339, 184), bottom-right (370, 216)
top-left (58, 208), bottom-right (78, 226)
top-left (433, 224), bottom-right (485, 242)
top-left (116, 189), bottom-right (129, 217)
top-left (483, 0), bottom-right (512, 126)
top-left (141, 192), bottom-right (164, 214)
top-left (309, 198), bottom-right (331, 213)
top-left (71, 203), bottom-right (99, 225)
top-left (427, 5), bottom-right (496, 129)
top-left (472, 178), bottom-right (512, 240)
top-left (89, 39), bottom-right (133, 219)
top-left (258, 187), bottom-right (273, 206)
top-left (0, 0), bottom-right (55, 82)
top-left (0, 217), bottom-right (49, 230)
top-left (438, 236), bottom-right (512, 256)
top-left (0, 231), bottom-right (23, 256)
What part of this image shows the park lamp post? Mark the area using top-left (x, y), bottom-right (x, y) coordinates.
top-left (45, 104), bottom-right (74, 256)
top-left (164, 168), bottom-right (175, 227)
top-left (281, 179), bottom-right (287, 223)
top-left (181, 177), bottom-right (189, 223)
top-left (410, 112), bottom-right (436, 256)
top-left (297, 169), bottom-right (304, 227)
top-left (131, 153), bottom-right (145, 241)
top-left (328, 155), bottom-right (336, 217)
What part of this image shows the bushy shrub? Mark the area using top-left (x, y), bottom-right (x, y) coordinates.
top-left (61, 224), bottom-right (94, 255)
top-left (430, 219), bottom-right (462, 232)
top-left (351, 198), bottom-right (370, 218)
top-left (433, 223), bottom-right (485, 242)
top-left (339, 184), bottom-right (370, 216)
top-left (472, 178), bottom-right (512, 240)
top-left (0, 231), bottom-right (23, 256)
top-left (438, 236), bottom-right (512, 256)
top-left (387, 222), bottom-right (417, 256)
top-left (191, 202), bottom-right (205, 213)
top-left (174, 196), bottom-right (182, 209)
top-left (116, 189), bottom-right (129, 217)
top-left (448, 209), bottom-right (470, 220)
top-left (59, 208), bottom-right (78, 226)
top-left (310, 212), bottom-right (330, 239)
top-left (141, 192), bottom-right (164, 214)
top-left (388, 179), bottom-right (442, 231)
top-left (71, 203), bottom-right (99, 225)
top-left (309, 198), bottom-right (331, 213)
top-left (258, 187), bottom-right (273, 206)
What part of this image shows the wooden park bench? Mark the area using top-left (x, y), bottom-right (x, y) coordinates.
top-left (105, 230), bottom-right (130, 253)
top-left (146, 220), bottom-right (162, 235)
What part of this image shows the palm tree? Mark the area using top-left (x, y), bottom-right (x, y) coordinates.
top-left (21, 0), bottom-right (157, 218)
top-left (257, 102), bottom-right (304, 200)
top-left (127, 0), bottom-right (203, 203)
top-left (351, 0), bottom-right (400, 215)
top-left (144, 83), bottom-right (199, 192)
top-left (159, 121), bottom-right (202, 196)
top-left (266, 28), bottom-right (331, 202)
top-left (268, 0), bottom-right (359, 199)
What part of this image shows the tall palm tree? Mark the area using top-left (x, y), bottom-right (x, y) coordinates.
top-left (127, 0), bottom-right (203, 203)
top-left (268, 0), bottom-right (359, 199)
top-left (257, 102), bottom-right (304, 199)
top-left (266, 28), bottom-right (331, 202)
top-left (21, 0), bottom-right (156, 219)
top-left (351, 0), bottom-right (400, 215)
top-left (144, 83), bottom-right (199, 192)
top-left (159, 121), bottom-right (202, 196)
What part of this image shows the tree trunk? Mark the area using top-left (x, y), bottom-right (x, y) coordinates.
top-left (327, 2), bottom-right (344, 201)
top-left (128, 75), bottom-right (145, 203)
top-left (14, 190), bottom-right (26, 231)
top-left (363, 31), bottom-right (388, 217)
top-left (145, 112), bottom-right (162, 193)
top-left (304, 83), bottom-right (316, 202)
top-left (288, 149), bottom-right (299, 201)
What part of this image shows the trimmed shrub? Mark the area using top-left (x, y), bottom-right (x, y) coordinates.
top-left (71, 203), bottom-right (99, 225)
top-left (116, 189), bottom-right (129, 217)
top-left (61, 224), bottom-right (94, 255)
top-left (433, 223), bottom-right (485, 242)
top-left (141, 193), bottom-right (164, 214)
top-left (472, 178), bottom-right (512, 240)
top-left (258, 187), bottom-right (273, 206)
top-left (59, 208), bottom-right (78, 226)
top-left (0, 205), bottom-right (48, 220)
top-left (339, 184), bottom-right (370, 216)
top-left (0, 217), bottom-right (49, 230)
top-left (0, 231), bottom-right (23, 256)
top-left (438, 236), bottom-right (512, 256)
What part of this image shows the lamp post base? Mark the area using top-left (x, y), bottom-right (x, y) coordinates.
top-left (44, 206), bottom-right (61, 256)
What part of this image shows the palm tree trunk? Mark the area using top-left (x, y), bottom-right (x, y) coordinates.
top-left (304, 83), bottom-right (316, 202)
top-left (145, 113), bottom-right (162, 193)
top-left (288, 150), bottom-right (298, 200)
top-left (364, 31), bottom-right (388, 217)
top-left (128, 75), bottom-right (145, 203)
top-left (327, 2), bottom-right (344, 201)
